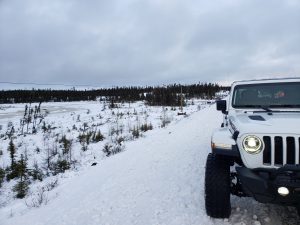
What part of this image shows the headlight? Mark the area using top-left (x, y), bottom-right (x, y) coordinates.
top-left (242, 135), bottom-right (263, 154)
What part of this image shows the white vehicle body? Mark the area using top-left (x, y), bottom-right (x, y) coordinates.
top-left (212, 78), bottom-right (300, 169)
top-left (206, 78), bottom-right (300, 218)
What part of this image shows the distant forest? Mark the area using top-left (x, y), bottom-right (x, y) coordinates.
top-left (0, 83), bottom-right (229, 106)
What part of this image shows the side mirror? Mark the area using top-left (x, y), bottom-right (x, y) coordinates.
top-left (216, 100), bottom-right (227, 114)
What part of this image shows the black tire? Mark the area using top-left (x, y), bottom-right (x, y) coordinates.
top-left (296, 206), bottom-right (300, 217)
top-left (205, 153), bottom-right (231, 218)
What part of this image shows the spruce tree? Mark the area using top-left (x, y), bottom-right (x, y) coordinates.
top-left (8, 139), bottom-right (16, 168)
top-left (0, 167), bottom-right (5, 187)
top-left (94, 130), bottom-right (104, 142)
top-left (13, 154), bottom-right (29, 198)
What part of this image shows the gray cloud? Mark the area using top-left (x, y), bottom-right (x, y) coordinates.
top-left (0, 0), bottom-right (300, 87)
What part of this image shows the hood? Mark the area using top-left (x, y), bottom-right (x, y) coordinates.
top-left (228, 111), bottom-right (300, 135)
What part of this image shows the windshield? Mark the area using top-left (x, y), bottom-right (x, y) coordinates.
top-left (232, 82), bottom-right (300, 108)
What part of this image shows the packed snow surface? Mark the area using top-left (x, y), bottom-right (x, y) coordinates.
top-left (1, 104), bottom-right (299, 225)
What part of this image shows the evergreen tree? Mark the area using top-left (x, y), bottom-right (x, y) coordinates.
top-left (12, 154), bottom-right (29, 198)
top-left (59, 135), bottom-right (72, 155)
top-left (94, 130), bottom-right (104, 142)
top-left (0, 83), bottom-right (228, 104)
top-left (13, 180), bottom-right (29, 199)
top-left (51, 156), bottom-right (70, 175)
top-left (8, 139), bottom-right (16, 168)
top-left (0, 167), bottom-right (5, 188)
top-left (132, 126), bottom-right (140, 138)
top-left (29, 161), bottom-right (43, 181)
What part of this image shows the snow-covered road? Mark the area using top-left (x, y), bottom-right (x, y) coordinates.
top-left (2, 105), bottom-right (299, 225)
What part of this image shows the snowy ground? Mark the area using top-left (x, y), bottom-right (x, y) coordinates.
top-left (0, 101), bottom-right (299, 225)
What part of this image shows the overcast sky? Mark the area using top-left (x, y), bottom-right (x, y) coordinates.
top-left (0, 0), bottom-right (300, 88)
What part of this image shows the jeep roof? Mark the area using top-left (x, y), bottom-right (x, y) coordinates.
top-left (232, 77), bottom-right (300, 86)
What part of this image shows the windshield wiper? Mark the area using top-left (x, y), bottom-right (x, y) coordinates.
top-left (253, 105), bottom-right (300, 114)
top-left (241, 105), bottom-right (273, 112)
top-left (260, 105), bottom-right (273, 112)
top-left (236, 105), bottom-right (300, 113)
top-left (238, 105), bottom-right (274, 114)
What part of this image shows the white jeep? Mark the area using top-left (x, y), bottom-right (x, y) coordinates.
top-left (205, 78), bottom-right (300, 218)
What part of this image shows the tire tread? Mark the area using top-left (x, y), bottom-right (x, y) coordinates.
top-left (205, 153), bottom-right (231, 218)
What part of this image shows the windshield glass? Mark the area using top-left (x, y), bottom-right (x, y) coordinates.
top-left (232, 82), bottom-right (300, 108)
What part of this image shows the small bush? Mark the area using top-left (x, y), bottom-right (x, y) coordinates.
top-left (44, 179), bottom-right (58, 191)
top-left (72, 124), bottom-right (77, 130)
top-left (116, 136), bottom-right (124, 145)
top-left (0, 167), bottom-right (5, 187)
top-left (13, 180), bottom-right (29, 199)
top-left (51, 159), bottom-right (70, 175)
top-left (29, 162), bottom-right (44, 181)
top-left (103, 143), bottom-right (124, 157)
top-left (140, 123), bottom-right (153, 132)
top-left (6, 168), bottom-right (18, 181)
top-left (103, 143), bottom-right (113, 157)
top-left (26, 187), bottom-right (48, 208)
top-left (59, 135), bottom-right (72, 155)
top-left (112, 144), bottom-right (123, 155)
top-left (93, 130), bottom-right (104, 142)
top-left (132, 126), bottom-right (140, 139)
top-left (35, 147), bottom-right (40, 153)
top-left (26, 179), bottom-right (58, 208)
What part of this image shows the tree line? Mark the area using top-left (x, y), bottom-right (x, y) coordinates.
top-left (0, 83), bottom-right (229, 106)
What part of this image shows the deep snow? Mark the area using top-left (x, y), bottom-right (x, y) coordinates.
top-left (1, 104), bottom-right (299, 225)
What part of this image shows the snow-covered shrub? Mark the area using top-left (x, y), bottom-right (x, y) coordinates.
top-left (78, 131), bottom-right (91, 151)
top-left (103, 143), bottom-right (113, 157)
top-left (6, 122), bottom-right (15, 139)
top-left (82, 122), bottom-right (89, 132)
top-left (115, 136), bottom-right (124, 145)
top-left (160, 108), bottom-right (171, 128)
top-left (26, 187), bottom-right (48, 208)
top-left (28, 162), bottom-right (44, 181)
top-left (42, 121), bottom-right (47, 133)
top-left (92, 130), bottom-right (104, 142)
top-left (35, 147), bottom-right (40, 153)
top-left (13, 179), bottom-right (30, 199)
top-left (72, 124), bottom-right (77, 130)
top-left (59, 135), bottom-right (72, 155)
top-left (51, 158), bottom-right (70, 175)
top-left (0, 167), bottom-right (5, 187)
top-left (26, 179), bottom-right (58, 208)
top-left (111, 143), bottom-right (124, 155)
top-left (140, 123), bottom-right (153, 132)
top-left (132, 126), bottom-right (140, 138)
top-left (103, 142), bottom-right (124, 157)
top-left (44, 179), bottom-right (58, 191)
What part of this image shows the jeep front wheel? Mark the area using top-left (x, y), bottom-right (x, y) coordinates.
top-left (205, 153), bottom-right (231, 218)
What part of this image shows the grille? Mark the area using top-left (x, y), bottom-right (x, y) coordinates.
top-left (263, 135), bottom-right (300, 166)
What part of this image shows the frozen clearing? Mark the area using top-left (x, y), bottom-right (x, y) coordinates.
top-left (1, 105), bottom-right (299, 225)
top-left (0, 102), bottom-right (85, 120)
